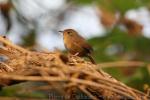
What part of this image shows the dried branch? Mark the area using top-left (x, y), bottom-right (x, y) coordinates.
top-left (0, 36), bottom-right (149, 100)
top-left (98, 61), bottom-right (147, 68)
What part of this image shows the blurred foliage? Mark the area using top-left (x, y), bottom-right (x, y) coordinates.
top-left (22, 30), bottom-right (36, 47)
top-left (89, 27), bottom-right (150, 62)
top-left (89, 27), bottom-right (150, 91)
top-left (77, 0), bottom-right (150, 91)
top-left (74, 0), bottom-right (150, 14)
top-left (73, 0), bottom-right (95, 5)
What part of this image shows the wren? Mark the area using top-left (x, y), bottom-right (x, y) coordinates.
top-left (59, 29), bottom-right (96, 64)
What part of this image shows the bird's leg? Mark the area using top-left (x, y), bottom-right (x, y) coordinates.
top-left (0, 62), bottom-right (13, 72)
top-left (73, 52), bottom-right (79, 56)
top-left (68, 52), bottom-right (79, 58)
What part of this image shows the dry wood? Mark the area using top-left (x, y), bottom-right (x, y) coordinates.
top-left (0, 36), bottom-right (149, 100)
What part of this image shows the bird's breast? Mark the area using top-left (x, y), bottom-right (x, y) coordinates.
top-left (64, 37), bottom-right (82, 55)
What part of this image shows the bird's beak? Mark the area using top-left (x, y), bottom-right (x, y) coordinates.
top-left (58, 30), bottom-right (64, 33)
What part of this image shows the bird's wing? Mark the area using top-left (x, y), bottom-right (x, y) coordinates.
top-left (72, 34), bottom-right (93, 54)
top-left (73, 41), bottom-right (93, 54)
top-left (82, 43), bottom-right (93, 54)
top-left (73, 42), bottom-right (82, 49)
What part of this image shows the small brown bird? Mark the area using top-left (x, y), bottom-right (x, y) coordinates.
top-left (59, 29), bottom-right (96, 64)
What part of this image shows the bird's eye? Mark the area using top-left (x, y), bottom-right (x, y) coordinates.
top-left (67, 32), bottom-right (72, 35)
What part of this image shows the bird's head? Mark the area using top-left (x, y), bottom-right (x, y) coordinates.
top-left (59, 29), bottom-right (78, 38)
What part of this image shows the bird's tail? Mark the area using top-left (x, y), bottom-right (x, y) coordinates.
top-left (87, 54), bottom-right (96, 64)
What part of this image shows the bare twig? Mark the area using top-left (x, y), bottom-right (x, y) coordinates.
top-left (79, 85), bottom-right (99, 100)
top-left (0, 36), bottom-right (30, 54)
top-left (98, 61), bottom-right (147, 68)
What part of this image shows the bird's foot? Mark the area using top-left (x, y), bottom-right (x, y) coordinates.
top-left (75, 52), bottom-right (80, 56)
top-left (73, 52), bottom-right (79, 56)
top-left (68, 52), bottom-right (79, 58)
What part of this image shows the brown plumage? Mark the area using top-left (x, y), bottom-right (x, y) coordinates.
top-left (59, 29), bottom-right (96, 64)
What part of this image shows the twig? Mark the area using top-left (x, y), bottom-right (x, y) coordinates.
top-left (0, 36), bottom-right (30, 54)
top-left (70, 78), bottom-right (138, 99)
top-left (0, 73), bottom-right (67, 81)
top-left (78, 85), bottom-right (99, 100)
top-left (98, 61), bottom-right (147, 68)
top-left (0, 62), bottom-right (13, 72)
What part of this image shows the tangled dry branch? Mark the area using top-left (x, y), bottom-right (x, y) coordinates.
top-left (0, 36), bottom-right (149, 100)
